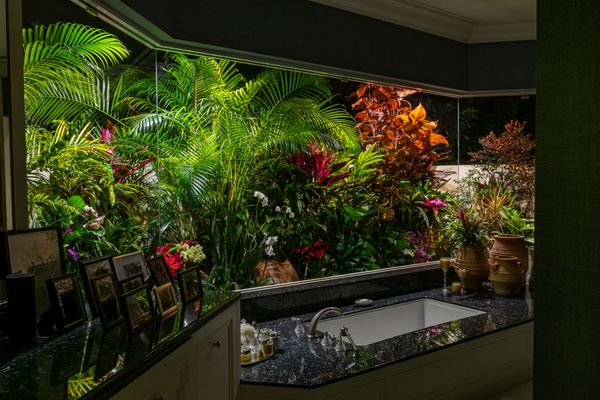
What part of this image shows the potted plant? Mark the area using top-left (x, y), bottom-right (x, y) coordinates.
top-left (451, 208), bottom-right (490, 290)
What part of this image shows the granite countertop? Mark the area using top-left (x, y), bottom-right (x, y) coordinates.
top-left (0, 290), bottom-right (239, 400)
top-left (241, 286), bottom-right (534, 387)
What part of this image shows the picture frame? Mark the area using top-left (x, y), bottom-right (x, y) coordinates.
top-left (177, 266), bottom-right (203, 304)
top-left (154, 283), bottom-right (178, 317)
top-left (118, 273), bottom-right (145, 294)
top-left (46, 273), bottom-right (87, 332)
top-left (121, 286), bottom-right (154, 332)
top-left (146, 254), bottom-right (171, 286)
top-left (79, 255), bottom-right (115, 317)
top-left (4, 226), bottom-right (65, 321)
top-left (154, 313), bottom-right (177, 345)
top-left (90, 272), bottom-right (125, 329)
top-left (112, 251), bottom-right (150, 282)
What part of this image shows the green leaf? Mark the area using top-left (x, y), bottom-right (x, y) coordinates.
top-left (68, 195), bottom-right (85, 211)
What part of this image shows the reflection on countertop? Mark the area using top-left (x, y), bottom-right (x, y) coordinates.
top-left (241, 285), bottom-right (533, 387)
top-left (0, 290), bottom-right (238, 400)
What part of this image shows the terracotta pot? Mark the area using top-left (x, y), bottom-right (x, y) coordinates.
top-left (490, 234), bottom-right (528, 283)
top-left (489, 270), bottom-right (523, 296)
top-left (492, 256), bottom-right (524, 275)
top-left (455, 244), bottom-right (490, 290)
top-left (255, 259), bottom-right (299, 285)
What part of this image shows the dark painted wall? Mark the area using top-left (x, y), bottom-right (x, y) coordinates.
top-left (122, 0), bottom-right (534, 92)
top-left (535, 1), bottom-right (600, 399)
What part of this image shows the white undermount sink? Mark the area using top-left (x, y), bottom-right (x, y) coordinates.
top-left (314, 298), bottom-right (485, 346)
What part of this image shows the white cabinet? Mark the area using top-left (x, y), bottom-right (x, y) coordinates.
top-left (110, 298), bottom-right (240, 400)
top-left (110, 342), bottom-right (192, 400)
top-left (189, 298), bottom-right (240, 400)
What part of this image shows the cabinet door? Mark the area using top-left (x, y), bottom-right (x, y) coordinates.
top-left (193, 322), bottom-right (234, 400)
top-left (111, 343), bottom-right (190, 400)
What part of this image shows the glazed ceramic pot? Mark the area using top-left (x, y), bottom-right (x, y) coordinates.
top-left (490, 234), bottom-right (529, 283)
top-left (455, 244), bottom-right (490, 290)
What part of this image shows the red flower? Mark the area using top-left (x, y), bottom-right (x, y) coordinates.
top-left (293, 240), bottom-right (329, 260)
top-left (156, 244), bottom-right (184, 277)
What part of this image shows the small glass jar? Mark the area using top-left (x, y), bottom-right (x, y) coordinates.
top-left (240, 346), bottom-right (252, 364)
top-left (259, 335), bottom-right (274, 357)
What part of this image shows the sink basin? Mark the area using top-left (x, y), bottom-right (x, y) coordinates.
top-left (314, 298), bottom-right (485, 346)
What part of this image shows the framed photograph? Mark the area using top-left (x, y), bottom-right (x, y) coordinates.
top-left (112, 251), bottom-right (150, 282)
top-left (90, 273), bottom-right (124, 329)
top-left (5, 226), bottom-right (65, 321)
top-left (154, 283), bottom-right (178, 317)
top-left (177, 266), bottom-right (203, 304)
top-left (121, 286), bottom-right (154, 332)
top-left (118, 273), bottom-right (145, 294)
top-left (146, 255), bottom-right (171, 286)
top-left (46, 273), bottom-right (87, 332)
top-left (79, 255), bottom-right (115, 317)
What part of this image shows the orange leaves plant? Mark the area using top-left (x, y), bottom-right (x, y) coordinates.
top-left (351, 83), bottom-right (450, 184)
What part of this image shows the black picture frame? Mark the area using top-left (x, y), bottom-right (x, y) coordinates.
top-left (5, 226), bottom-right (65, 321)
top-left (146, 255), bottom-right (171, 286)
top-left (90, 272), bottom-right (124, 329)
top-left (46, 273), bottom-right (87, 332)
top-left (79, 255), bottom-right (115, 317)
top-left (177, 266), bottom-right (203, 304)
top-left (121, 286), bottom-right (154, 333)
top-left (118, 273), bottom-right (145, 294)
top-left (112, 251), bottom-right (150, 282)
top-left (154, 283), bottom-right (178, 317)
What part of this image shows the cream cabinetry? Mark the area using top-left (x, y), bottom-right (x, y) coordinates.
top-left (111, 298), bottom-right (240, 400)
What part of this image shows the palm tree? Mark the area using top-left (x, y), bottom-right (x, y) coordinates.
top-left (128, 53), bottom-right (359, 286)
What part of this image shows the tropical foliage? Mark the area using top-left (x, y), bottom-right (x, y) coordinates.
top-left (22, 22), bottom-right (533, 288)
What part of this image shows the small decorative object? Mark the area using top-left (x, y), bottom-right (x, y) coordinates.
top-left (488, 256), bottom-right (524, 296)
top-left (455, 268), bottom-right (468, 295)
top-left (154, 283), bottom-right (178, 317)
top-left (490, 234), bottom-right (528, 284)
top-left (118, 273), bottom-right (145, 294)
top-left (177, 266), bottom-right (203, 304)
top-left (46, 273), bottom-right (87, 332)
top-left (121, 286), bottom-right (154, 332)
top-left (240, 319), bottom-right (258, 348)
top-left (240, 346), bottom-right (252, 364)
top-left (354, 298), bottom-right (373, 307)
top-left (112, 251), bottom-right (151, 282)
top-left (79, 255), bottom-right (115, 317)
top-left (292, 317), bottom-right (305, 338)
top-left (90, 272), bottom-right (124, 328)
top-left (4, 226), bottom-right (65, 321)
top-left (439, 257), bottom-right (451, 295)
top-left (451, 281), bottom-right (461, 295)
top-left (146, 255), bottom-right (171, 286)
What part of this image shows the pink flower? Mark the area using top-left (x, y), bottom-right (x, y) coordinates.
top-left (424, 197), bottom-right (447, 216)
top-left (100, 128), bottom-right (113, 144)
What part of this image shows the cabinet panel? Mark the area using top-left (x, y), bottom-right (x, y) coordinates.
top-left (193, 322), bottom-right (233, 400)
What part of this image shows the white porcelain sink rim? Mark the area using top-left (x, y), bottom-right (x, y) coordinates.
top-left (312, 297), bottom-right (486, 346)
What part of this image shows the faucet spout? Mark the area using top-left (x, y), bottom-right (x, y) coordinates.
top-left (307, 307), bottom-right (343, 338)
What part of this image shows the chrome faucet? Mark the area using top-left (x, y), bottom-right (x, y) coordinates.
top-left (307, 307), bottom-right (343, 338)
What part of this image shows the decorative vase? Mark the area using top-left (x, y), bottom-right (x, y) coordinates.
top-left (255, 259), bottom-right (299, 285)
top-left (490, 234), bottom-right (529, 284)
top-left (455, 244), bottom-right (490, 290)
top-left (488, 256), bottom-right (524, 296)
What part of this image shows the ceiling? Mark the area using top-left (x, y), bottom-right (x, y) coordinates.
top-left (310, 0), bottom-right (536, 43)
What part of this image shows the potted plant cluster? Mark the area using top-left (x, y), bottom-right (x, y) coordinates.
top-left (451, 208), bottom-right (490, 290)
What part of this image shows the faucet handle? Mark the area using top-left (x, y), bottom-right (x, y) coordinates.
top-left (320, 331), bottom-right (333, 347)
top-left (335, 333), bottom-right (346, 352)
top-left (291, 317), bottom-right (305, 337)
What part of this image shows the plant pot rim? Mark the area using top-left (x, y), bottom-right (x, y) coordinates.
top-left (493, 234), bottom-right (525, 240)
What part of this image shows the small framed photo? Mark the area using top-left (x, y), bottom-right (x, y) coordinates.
top-left (177, 266), bottom-right (203, 304)
top-left (112, 251), bottom-right (150, 282)
top-left (5, 226), bottom-right (65, 321)
top-left (154, 283), bottom-right (178, 317)
top-left (79, 255), bottom-right (115, 317)
top-left (90, 272), bottom-right (124, 328)
top-left (118, 273), bottom-right (145, 294)
top-left (46, 273), bottom-right (87, 332)
top-left (121, 286), bottom-right (154, 332)
top-left (146, 255), bottom-right (171, 286)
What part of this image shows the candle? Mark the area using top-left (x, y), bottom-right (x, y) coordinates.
top-left (451, 281), bottom-right (462, 295)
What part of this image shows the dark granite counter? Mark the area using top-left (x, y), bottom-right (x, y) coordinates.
top-left (0, 290), bottom-right (239, 400)
top-left (241, 285), bottom-right (533, 387)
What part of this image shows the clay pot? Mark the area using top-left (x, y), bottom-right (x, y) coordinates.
top-left (489, 256), bottom-right (524, 296)
top-left (255, 259), bottom-right (299, 285)
top-left (455, 244), bottom-right (490, 290)
top-left (490, 234), bottom-right (528, 283)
